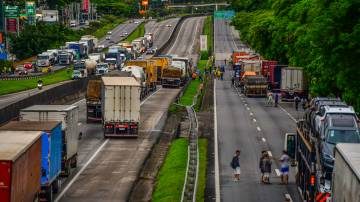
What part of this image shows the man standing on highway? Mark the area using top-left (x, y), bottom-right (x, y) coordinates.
top-left (279, 150), bottom-right (290, 184)
top-left (231, 150), bottom-right (241, 181)
top-left (294, 95), bottom-right (300, 111)
top-left (220, 65), bottom-right (225, 80)
top-left (274, 93), bottom-right (279, 107)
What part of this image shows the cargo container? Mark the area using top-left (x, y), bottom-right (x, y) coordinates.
top-left (261, 63), bottom-right (281, 90)
top-left (232, 51), bottom-right (259, 65)
top-left (332, 143), bottom-right (360, 202)
top-left (0, 121), bottom-right (62, 202)
top-left (20, 105), bottom-right (79, 176)
top-left (152, 57), bottom-right (171, 82)
top-left (280, 67), bottom-right (305, 101)
top-left (86, 80), bottom-right (102, 122)
top-left (242, 75), bottom-right (268, 97)
top-left (161, 67), bottom-right (182, 88)
top-left (102, 77), bottom-right (141, 137)
top-left (0, 131), bottom-right (42, 202)
top-left (124, 60), bottom-right (157, 91)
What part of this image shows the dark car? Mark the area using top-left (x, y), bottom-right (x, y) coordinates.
top-left (146, 49), bottom-right (155, 55)
top-left (320, 114), bottom-right (360, 178)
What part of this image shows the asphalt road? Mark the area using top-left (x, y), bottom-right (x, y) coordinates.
top-left (145, 18), bottom-right (180, 49)
top-left (166, 16), bottom-right (205, 63)
top-left (0, 19), bottom-right (143, 109)
top-left (98, 19), bottom-right (144, 48)
top-left (214, 18), bottom-right (302, 202)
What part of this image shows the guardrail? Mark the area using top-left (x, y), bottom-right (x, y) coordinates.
top-left (0, 66), bottom-right (67, 80)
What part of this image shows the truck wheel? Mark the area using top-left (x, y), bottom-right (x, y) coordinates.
top-left (52, 178), bottom-right (60, 193)
top-left (46, 185), bottom-right (53, 202)
top-left (71, 156), bottom-right (77, 168)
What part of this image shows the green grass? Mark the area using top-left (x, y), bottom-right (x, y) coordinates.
top-left (123, 22), bottom-right (145, 42)
top-left (92, 18), bottom-right (125, 39)
top-left (202, 15), bottom-right (213, 55)
top-left (0, 68), bottom-right (73, 95)
top-left (153, 138), bottom-right (189, 202)
top-left (179, 60), bottom-right (208, 106)
top-left (196, 138), bottom-right (208, 202)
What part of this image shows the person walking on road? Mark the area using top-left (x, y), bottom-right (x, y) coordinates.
top-left (231, 150), bottom-right (241, 181)
top-left (267, 92), bottom-right (274, 106)
top-left (262, 153), bottom-right (272, 184)
top-left (259, 151), bottom-right (266, 183)
top-left (279, 150), bottom-right (290, 184)
top-left (220, 66), bottom-right (225, 80)
top-left (274, 93), bottom-right (279, 107)
top-left (294, 95), bottom-right (300, 111)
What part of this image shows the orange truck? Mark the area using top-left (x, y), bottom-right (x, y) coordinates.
top-left (152, 57), bottom-right (171, 82)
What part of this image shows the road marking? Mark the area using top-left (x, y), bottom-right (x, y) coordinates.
top-left (250, 112), bottom-right (253, 116)
top-left (257, 126), bottom-right (261, 131)
top-left (246, 107), bottom-right (250, 111)
top-left (275, 169), bottom-right (281, 176)
top-left (262, 137), bottom-right (266, 142)
top-left (140, 88), bottom-right (161, 106)
top-left (167, 18), bottom-right (187, 53)
top-left (54, 139), bottom-right (109, 202)
top-left (187, 18), bottom-right (201, 56)
top-left (253, 118), bottom-right (256, 122)
top-left (267, 151), bottom-right (272, 157)
top-left (279, 105), bottom-right (297, 123)
top-left (72, 98), bottom-right (86, 106)
top-left (213, 80), bottom-right (221, 202)
top-left (244, 103), bottom-right (247, 106)
top-left (285, 194), bottom-right (293, 202)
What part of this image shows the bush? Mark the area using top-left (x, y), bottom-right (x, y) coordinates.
top-left (200, 51), bottom-right (209, 60)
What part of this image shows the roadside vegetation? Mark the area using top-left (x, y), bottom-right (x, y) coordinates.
top-left (230, 0), bottom-right (360, 111)
top-left (123, 22), bottom-right (145, 42)
top-left (196, 138), bottom-right (208, 202)
top-left (152, 138), bottom-right (189, 202)
top-left (0, 68), bottom-right (72, 95)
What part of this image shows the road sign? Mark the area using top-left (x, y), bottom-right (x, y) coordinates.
top-left (5, 6), bottom-right (19, 18)
top-left (214, 10), bottom-right (235, 19)
top-left (200, 35), bottom-right (207, 51)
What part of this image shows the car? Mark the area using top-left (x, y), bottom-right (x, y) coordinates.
top-left (317, 106), bottom-right (357, 135)
top-left (146, 49), bottom-right (155, 55)
top-left (107, 31), bottom-right (112, 35)
top-left (106, 36), bottom-right (111, 40)
top-left (70, 20), bottom-right (76, 27)
top-left (120, 32), bottom-right (128, 37)
top-left (166, 24), bottom-right (172, 27)
top-left (320, 114), bottom-right (360, 176)
top-left (134, 21), bottom-right (140, 24)
top-left (23, 62), bottom-right (33, 70)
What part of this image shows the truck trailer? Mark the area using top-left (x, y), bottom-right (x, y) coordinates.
top-left (161, 67), bottom-right (182, 88)
top-left (102, 76), bottom-right (141, 137)
top-left (0, 121), bottom-right (62, 202)
top-left (20, 105), bottom-right (79, 176)
top-left (0, 131), bottom-right (42, 202)
top-left (86, 80), bottom-right (102, 122)
top-left (280, 67), bottom-right (306, 100)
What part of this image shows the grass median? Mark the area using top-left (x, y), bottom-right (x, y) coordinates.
top-left (0, 68), bottom-right (73, 95)
top-left (152, 138), bottom-right (189, 202)
top-left (196, 138), bottom-right (208, 202)
top-left (123, 22), bottom-right (145, 42)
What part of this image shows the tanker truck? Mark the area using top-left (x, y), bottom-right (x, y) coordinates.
top-left (85, 59), bottom-right (97, 76)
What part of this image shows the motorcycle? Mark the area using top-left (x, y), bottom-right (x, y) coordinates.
top-left (37, 80), bottom-right (43, 90)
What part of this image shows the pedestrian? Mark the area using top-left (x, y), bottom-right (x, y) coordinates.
top-left (259, 151), bottom-right (267, 183)
top-left (231, 150), bottom-right (241, 181)
top-left (294, 95), bottom-right (300, 111)
top-left (302, 98), bottom-right (308, 110)
top-left (279, 150), bottom-right (290, 185)
top-left (231, 77), bottom-right (235, 87)
top-left (262, 153), bottom-right (272, 184)
top-left (274, 93), bottom-right (279, 107)
top-left (267, 92), bottom-right (273, 106)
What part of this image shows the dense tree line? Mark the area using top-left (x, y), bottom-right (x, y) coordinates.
top-left (231, 0), bottom-right (360, 111)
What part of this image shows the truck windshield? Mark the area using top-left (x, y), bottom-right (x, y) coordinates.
top-left (97, 64), bottom-right (108, 69)
top-left (326, 129), bottom-right (360, 144)
top-left (74, 63), bottom-right (85, 69)
top-left (38, 56), bottom-right (49, 60)
top-left (106, 60), bottom-right (116, 64)
top-left (106, 53), bottom-right (117, 59)
top-left (59, 55), bottom-right (68, 59)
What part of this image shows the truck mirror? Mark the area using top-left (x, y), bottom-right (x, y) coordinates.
top-left (284, 133), bottom-right (296, 159)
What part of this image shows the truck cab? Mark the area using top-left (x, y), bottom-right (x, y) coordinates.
top-left (37, 53), bottom-right (53, 67)
top-left (96, 63), bottom-right (109, 75)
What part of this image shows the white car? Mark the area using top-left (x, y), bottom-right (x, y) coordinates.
top-left (70, 20), bottom-right (76, 27)
top-left (106, 36), bottom-right (111, 40)
top-left (107, 31), bottom-right (112, 35)
top-left (120, 32), bottom-right (128, 37)
top-left (166, 24), bottom-right (172, 27)
top-left (134, 21), bottom-right (140, 24)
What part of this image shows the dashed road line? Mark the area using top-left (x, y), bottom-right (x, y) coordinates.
top-left (275, 169), bottom-right (281, 177)
top-left (246, 107), bottom-right (250, 111)
top-left (261, 137), bottom-right (266, 142)
top-left (285, 194), bottom-right (293, 202)
top-left (253, 118), bottom-right (257, 122)
top-left (249, 112), bottom-right (253, 116)
top-left (256, 126), bottom-right (261, 131)
top-left (267, 151), bottom-right (273, 157)
top-left (279, 105), bottom-right (297, 123)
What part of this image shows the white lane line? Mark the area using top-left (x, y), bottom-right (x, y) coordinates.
top-left (246, 107), bottom-right (250, 111)
top-left (267, 151), bottom-right (273, 157)
top-left (187, 18), bottom-right (201, 56)
top-left (275, 169), bottom-right (281, 177)
top-left (213, 80), bottom-right (221, 202)
top-left (250, 112), bottom-right (253, 116)
top-left (285, 194), bottom-right (293, 202)
top-left (244, 103), bottom-right (248, 106)
top-left (257, 126), bottom-right (261, 131)
top-left (253, 118), bottom-right (257, 122)
top-left (279, 105), bottom-right (297, 123)
top-left (54, 139), bottom-right (109, 202)
top-left (140, 88), bottom-right (161, 106)
top-left (72, 98), bottom-right (86, 106)
top-left (167, 18), bottom-right (187, 53)
top-left (262, 137), bottom-right (266, 142)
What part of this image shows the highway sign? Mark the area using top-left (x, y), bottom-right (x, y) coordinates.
top-left (214, 10), bottom-right (235, 19)
top-left (5, 6), bottom-right (19, 18)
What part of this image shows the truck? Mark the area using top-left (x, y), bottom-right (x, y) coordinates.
top-left (0, 121), bottom-right (62, 202)
top-left (96, 63), bottom-right (109, 75)
top-left (86, 80), bottom-right (102, 123)
top-left (0, 131), bottom-right (42, 202)
top-left (105, 49), bottom-right (122, 69)
top-left (58, 51), bottom-right (72, 65)
top-left (101, 76), bottom-right (141, 137)
top-left (131, 38), bottom-right (145, 54)
top-left (124, 60), bottom-right (157, 91)
top-left (89, 53), bottom-right (104, 63)
top-left (85, 59), bottom-right (97, 75)
top-left (66, 42), bottom-right (86, 59)
top-left (242, 75), bottom-right (268, 97)
top-left (80, 35), bottom-right (98, 53)
top-left (261, 61), bottom-right (281, 90)
top-left (152, 57), bottom-right (171, 82)
top-left (37, 52), bottom-right (55, 67)
top-left (20, 105), bottom-right (79, 176)
top-left (41, 10), bottom-right (59, 23)
top-left (72, 60), bottom-right (87, 79)
top-left (161, 66), bottom-right (182, 88)
top-left (122, 65), bottom-right (147, 98)
top-left (144, 33), bottom-right (153, 47)
top-left (332, 143), bottom-right (360, 202)
top-left (171, 59), bottom-right (188, 85)
top-left (280, 67), bottom-right (305, 101)
top-left (232, 51), bottom-right (259, 67)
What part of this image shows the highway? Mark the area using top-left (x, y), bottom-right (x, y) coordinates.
top-left (214, 18), bottom-right (302, 202)
top-left (0, 19), bottom-right (143, 110)
top-left (54, 16), bottom-right (203, 202)
top-left (166, 16), bottom-right (205, 62)
top-left (145, 18), bottom-right (180, 49)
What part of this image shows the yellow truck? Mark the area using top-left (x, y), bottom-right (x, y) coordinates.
top-left (124, 60), bottom-right (157, 91)
top-left (151, 57), bottom-right (171, 83)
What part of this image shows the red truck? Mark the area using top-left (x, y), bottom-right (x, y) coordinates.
top-left (261, 60), bottom-right (280, 89)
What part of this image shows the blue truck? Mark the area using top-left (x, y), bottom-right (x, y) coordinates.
top-left (0, 121), bottom-right (62, 202)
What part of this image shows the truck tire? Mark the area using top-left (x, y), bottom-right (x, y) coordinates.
top-left (52, 178), bottom-right (60, 193)
top-left (45, 185), bottom-right (53, 202)
top-left (71, 155), bottom-right (77, 168)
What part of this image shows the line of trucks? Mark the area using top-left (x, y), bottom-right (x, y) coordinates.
top-left (231, 50), bottom-right (305, 100)
top-left (0, 105), bottom-right (80, 202)
top-left (285, 97), bottom-right (360, 201)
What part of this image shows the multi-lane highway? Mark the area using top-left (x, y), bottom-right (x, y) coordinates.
top-left (53, 16), bottom-right (204, 202)
top-left (214, 18), bottom-right (301, 202)
top-left (145, 18), bottom-right (180, 49)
